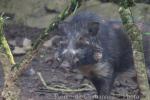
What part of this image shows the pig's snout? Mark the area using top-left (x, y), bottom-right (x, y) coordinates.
top-left (62, 48), bottom-right (76, 55)
top-left (62, 48), bottom-right (78, 63)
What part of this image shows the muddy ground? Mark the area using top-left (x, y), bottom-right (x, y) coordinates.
top-left (0, 0), bottom-right (149, 100)
top-left (0, 24), bottom-right (139, 100)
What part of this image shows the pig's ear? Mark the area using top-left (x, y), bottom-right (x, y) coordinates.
top-left (87, 22), bottom-right (99, 36)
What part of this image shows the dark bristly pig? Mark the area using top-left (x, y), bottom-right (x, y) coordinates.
top-left (53, 11), bottom-right (135, 97)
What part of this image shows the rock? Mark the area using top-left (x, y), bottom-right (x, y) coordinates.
top-left (15, 37), bottom-right (24, 47)
top-left (23, 38), bottom-right (32, 50)
top-left (9, 40), bottom-right (16, 46)
top-left (28, 68), bottom-right (36, 76)
top-left (13, 46), bottom-right (26, 55)
top-left (72, 69), bottom-right (80, 73)
top-left (43, 39), bottom-right (53, 48)
top-left (43, 35), bottom-right (60, 48)
top-left (26, 14), bottom-right (56, 28)
top-left (45, 0), bottom-right (69, 13)
top-left (23, 68), bottom-right (36, 76)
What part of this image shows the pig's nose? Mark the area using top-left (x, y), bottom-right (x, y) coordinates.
top-left (63, 48), bottom-right (76, 54)
top-left (63, 48), bottom-right (76, 55)
top-left (62, 49), bottom-right (76, 61)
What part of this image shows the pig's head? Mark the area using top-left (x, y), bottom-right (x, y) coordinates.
top-left (53, 21), bottom-right (103, 67)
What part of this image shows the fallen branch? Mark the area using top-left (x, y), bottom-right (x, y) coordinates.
top-left (37, 72), bottom-right (95, 92)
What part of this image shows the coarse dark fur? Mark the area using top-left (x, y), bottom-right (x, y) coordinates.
top-left (56, 11), bottom-right (135, 98)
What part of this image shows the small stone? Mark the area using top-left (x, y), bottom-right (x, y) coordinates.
top-left (45, 0), bottom-right (69, 13)
top-left (13, 46), bottom-right (26, 55)
top-left (29, 68), bottom-right (36, 75)
top-left (72, 69), bottom-right (80, 73)
top-left (27, 68), bottom-right (36, 76)
top-left (43, 39), bottom-right (53, 48)
top-left (43, 35), bottom-right (60, 48)
top-left (23, 38), bottom-right (32, 50)
top-left (9, 40), bottom-right (16, 46)
top-left (22, 68), bottom-right (36, 77)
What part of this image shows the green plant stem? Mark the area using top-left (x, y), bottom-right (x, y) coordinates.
top-left (118, 2), bottom-right (150, 100)
top-left (0, 17), bottom-right (15, 65)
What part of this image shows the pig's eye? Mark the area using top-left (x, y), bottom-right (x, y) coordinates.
top-left (79, 36), bottom-right (84, 41)
top-left (76, 42), bottom-right (89, 49)
top-left (78, 37), bottom-right (89, 45)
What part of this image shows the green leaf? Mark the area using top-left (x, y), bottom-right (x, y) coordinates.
top-left (144, 32), bottom-right (150, 35)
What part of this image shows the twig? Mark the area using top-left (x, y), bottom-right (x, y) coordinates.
top-left (37, 72), bottom-right (95, 92)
